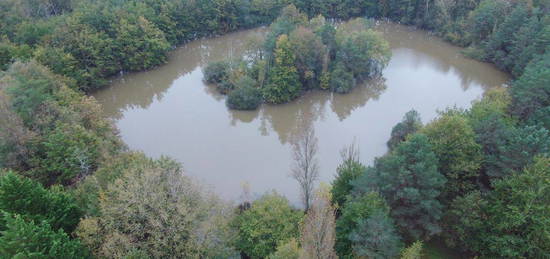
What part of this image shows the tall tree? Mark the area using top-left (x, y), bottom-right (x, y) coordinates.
top-left (263, 34), bottom-right (302, 104)
top-left (291, 125), bottom-right (320, 211)
top-left (301, 185), bottom-right (337, 259)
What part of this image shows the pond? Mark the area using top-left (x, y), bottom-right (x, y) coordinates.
top-left (93, 22), bottom-right (509, 205)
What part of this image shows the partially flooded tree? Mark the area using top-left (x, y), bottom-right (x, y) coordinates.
top-left (291, 125), bottom-right (320, 211)
top-left (301, 185), bottom-right (337, 259)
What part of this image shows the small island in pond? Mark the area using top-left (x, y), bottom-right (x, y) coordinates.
top-left (203, 5), bottom-right (391, 110)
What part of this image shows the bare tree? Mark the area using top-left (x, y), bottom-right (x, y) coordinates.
top-left (291, 125), bottom-right (319, 211)
top-left (340, 137), bottom-right (360, 164)
top-left (301, 185), bottom-right (337, 259)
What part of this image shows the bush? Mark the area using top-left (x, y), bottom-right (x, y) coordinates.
top-left (203, 61), bottom-right (230, 84)
top-left (226, 86), bottom-right (262, 110)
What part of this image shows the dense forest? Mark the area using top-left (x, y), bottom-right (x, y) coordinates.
top-left (0, 0), bottom-right (549, 258)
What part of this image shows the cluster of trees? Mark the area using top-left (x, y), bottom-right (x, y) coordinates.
top-left (0, 0), bottom-right (292, 91)
top-left (0, 61), bottom-right (121, 186)
top-left (330, 84), bottom-right (550, 257)
top-left (204, 5), bottom-right (391, 110)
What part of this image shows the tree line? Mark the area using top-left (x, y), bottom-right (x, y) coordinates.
top-left (1, 0), bottom-right (547, 92)
top-left (204, 6), bottom-right (391, 110)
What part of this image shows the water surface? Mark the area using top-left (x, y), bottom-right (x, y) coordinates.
top-left (93, 22), bottom-right (509, 204)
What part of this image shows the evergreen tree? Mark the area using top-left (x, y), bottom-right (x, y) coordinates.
top-left (349, 210), bottom-right (403, 259)
top-left (331, 159), bottom-right (365, 209)
top-left (335, 192), bottom-right (389, 257)
top-left (0, 212), bottom-right (89, 258)
top-left (510, 53), bottom-right (550, 122)
top-left (0, 172), bottom-right (82, 233)
top-left (353, 134), bottom-right (446, 240)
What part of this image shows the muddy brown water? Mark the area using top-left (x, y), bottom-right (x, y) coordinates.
top-left (93, 22), bottom-right (509, 205)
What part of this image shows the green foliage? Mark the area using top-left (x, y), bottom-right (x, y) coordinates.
top-left (233, 192), bottom-right (303, 258)
top-left (494, 125), bottom-right (550, 180)
top-left (267, 238), bottom-right (301, 259)
top-left (349, 210), bottom-right (403, 259)
top-left (335, 192), bottom-right (389, 257)
top-left (335, 25), bottom-right (391, 81)
top-left (3, 61), bottom-right (60, 125)
top-left (115, 16), bottom-right (170, 71)
top-left (467, 0), bottom-right (508, 44)
top-left (387, 109), bottom-right (422, 150)
top-left (445, 157), bottom-right (550, 258)
top-left (421, 113), bottom-right (482, 203)
top-left (33, 124), bottom-right (101, 185)
top-left (401, 241), bottom-right (424, 259)
top-left (329, 62), bottom-right (356, 94)
top-left (226, 84), bottom-right (263, 110)
top-left (482, 156), bottom-right (550, 258)
top-left (263, 34), bottom-right (302, 104)
top-left (0, 212), bottom-right (90, 258)
top-left (443, 191), bottom-right (488, 253)
top-left (0, 61), bottom-right (120, 185)
top-left (0, 172), bottom-right (82, 233)
top-left (353, 134), bottom-right (446, 240)
top-left (288, 26), bottom-right (326, 89)
top-left (203, 60), bottom-right (231, 84)
top-left (331, 159), bottom-right (365, 209)
top-left (510, 53), bottom-right (550, 122)
top-left (207, 12), bottom-right (390, 107)
top-left (76, 155), bottom-right (237, 258)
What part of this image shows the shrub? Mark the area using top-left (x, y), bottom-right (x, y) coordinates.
top-left (226, 86), bottom-right (262, 110)
top-left (203, 61), bottom-right (230, 84)
top-left (330, 62), bottom-right (356, 94)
